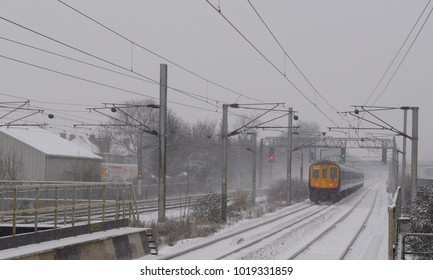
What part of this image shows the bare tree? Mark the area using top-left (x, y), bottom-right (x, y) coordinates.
top-left (68, 159), bottom-right (101, 182)
top-left (0, 151), bottom-right (23, 180)
top-left (105, 99), bottom-right (193, 179)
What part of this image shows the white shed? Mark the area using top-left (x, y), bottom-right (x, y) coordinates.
top-left (0, 127), bottom-right (102, 181)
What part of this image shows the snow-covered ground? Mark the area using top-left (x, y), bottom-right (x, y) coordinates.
top-left (2, 179), bottom-right (430, 280)
top-left (145, 179), bottom-right (390, 260)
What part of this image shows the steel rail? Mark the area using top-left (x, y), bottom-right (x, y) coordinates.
top-left (287, 183), bottom-right (378, 260)
top-left (158, 201), bottom-right (316, 260)
top-left (339, 185), bottom-right (380, 259)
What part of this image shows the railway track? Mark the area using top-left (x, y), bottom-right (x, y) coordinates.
top-left (158, 201), bottom-right (320, 259)
top-left (156, 182), bottom-right (376, 260)
top-left (6, 190), bottom-right (269, 226)
top-left (288, 182), bottom-right (380, 260)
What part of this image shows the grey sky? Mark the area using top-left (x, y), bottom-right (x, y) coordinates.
top-left (1, 0), bottom-right (432, 161)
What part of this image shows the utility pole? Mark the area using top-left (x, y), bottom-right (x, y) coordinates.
top-left (237, 135), bottom-right (241, 189)
top-left (286, 107), bottom-right (293, 206)
top-left (221, 104), bottom-right (228, 221)
top-left (401, 108), bottom-right (408, 205)
top-left (259, 138), bottom-right (263, 189)
top-left (411, 107), bottom-right (419, 203)
top-left (158, 64), bottom-right (168, 222)
top-left (137, 131), bottom-right (143, 198)
top-left (392, 137), bottom-right (398, 191)
top-left (300, 148), bottom-right (304, 182)
top-left (251, 132), bottom-right (257, 206)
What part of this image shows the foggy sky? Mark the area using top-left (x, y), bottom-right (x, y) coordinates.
top-left (1, 0), bottom-right (432, 161)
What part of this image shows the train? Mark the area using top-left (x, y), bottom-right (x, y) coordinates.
top-left (308, 160), bottom-right (364, 203)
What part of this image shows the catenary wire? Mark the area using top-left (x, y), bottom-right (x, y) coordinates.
top-left (0, 54), bottom-right (228, 115)
top-left (246, 0), bottom-right (340, 113)
top-left (0, 17), bottom-right (230, 111)
top-left (371, 3), bottom-right (433, 105)
top-left (1, 11), bottom-right (293, 131)
top-left (56, 0), bottom-right (265, 104)
top-left (203, 0), bottom-right (340, 127)
top-left (364, 0), bottom-right (432, 106)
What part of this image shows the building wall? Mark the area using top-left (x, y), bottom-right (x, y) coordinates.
top-left (101, 163), bottom-right (137, 182)
top-left (46, 157), bottom-right (101, 182)
top-left (0, 131), bottom-right (46, 180)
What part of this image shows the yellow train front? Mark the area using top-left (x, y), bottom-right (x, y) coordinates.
top-left (308, 160), bottom-right (364, 203)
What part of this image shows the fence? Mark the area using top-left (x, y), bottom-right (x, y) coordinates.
top-left (402, 233), bottom-right (433, 260)
top-left (388, 186), bottom-right (401, 260)
top-left (0, 181), bottom-right (139, 236)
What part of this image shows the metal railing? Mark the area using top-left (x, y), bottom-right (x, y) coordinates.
top-left (402, 233), bottom-right (433, 260)
top-left (0, 181), bottom-right (139, 236)
top-left (388, 186), bottom-right (401, 260)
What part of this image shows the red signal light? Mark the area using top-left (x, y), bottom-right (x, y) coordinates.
top-left (268, 146), bottom-right (275, 161)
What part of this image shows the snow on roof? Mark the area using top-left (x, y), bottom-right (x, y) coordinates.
top-left (71, 135), bottom-right (100, 155)
top-left (0, 127), bottom-right (102, 160)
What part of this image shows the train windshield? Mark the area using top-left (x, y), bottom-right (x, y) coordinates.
top-left (330, 167), bottom-right (338, 179)
top-left (312, 167), bottom-right (320, 178)
top-left (322, 167), bottom-right (328, 179)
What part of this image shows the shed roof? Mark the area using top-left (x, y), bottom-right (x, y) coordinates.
top-left (71, 135), bottom-right (100, 155)
top-left (0, 127), bottom-right (102, 160)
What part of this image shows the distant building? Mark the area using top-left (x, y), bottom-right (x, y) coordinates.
top-left (0, 127), bottom-right (102, 181)
top-left (67, 133), bottom-right (141, 183)
top-left (100, 163), bottom-right (138, 182)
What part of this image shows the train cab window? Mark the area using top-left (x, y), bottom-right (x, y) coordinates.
top-left (322, 167), bottom-right (328, 179)
top-left (330, 167), bottom-right (337, 179)
top-left (312, 167), bottom-right (320, 178)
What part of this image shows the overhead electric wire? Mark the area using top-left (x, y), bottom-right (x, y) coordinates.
top-left (203, 0), bottom-right (339, 127)
top-left (246, 0), bottom-right (339, 113)
top-left (364, 0), bottom-right (432, 105)
top-left (0, 54), bottom-right (227, 116)
top-left (1, 8), bottom-right (289, 131)
top-left (0, 31), bottom-right (227, 112)
top-left (354, 1), bottom-right (432, 136)
top-left (229, 104), bottom-right (280, 136)
top-left (1, 36), bottom-right (231, 110)
top-left (0, 19), bottom-right (282, 129)
top-left (0, 17), bottom-right (230, 112)
top-left (0, 36), bottom-right (156, 84)
top-left (371, 2), bottom-right (433, 105)
top-left (1, 8), bottom-right (290, 133)
top-left (56, 0), bottom-right (265, 104)
top-left (0, 16), bottom-right (156, 83)
top-left (0, 91), bottom-right (104, 125)
top-left (0, 54), bottom-right (155, 99)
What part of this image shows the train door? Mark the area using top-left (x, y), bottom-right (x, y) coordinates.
top-left (310, 166), bottom-right (321, 187)
top-left (329, 166), bottom-right (339, 188)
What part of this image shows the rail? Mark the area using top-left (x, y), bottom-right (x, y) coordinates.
top-left (0, 181), bottom-right (139, 236)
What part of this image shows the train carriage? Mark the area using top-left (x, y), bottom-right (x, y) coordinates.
top-left (308, 160), bottom-right (364, 203)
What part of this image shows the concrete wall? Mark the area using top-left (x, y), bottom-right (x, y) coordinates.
top-left (11, 229), bottom-right (154, 260)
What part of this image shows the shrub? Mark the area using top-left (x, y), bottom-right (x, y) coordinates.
top-left (408, 183), bottom-right (433, 259)
top-left (190, 192), bottom-right (224, 224)
top-left (267, 179), bottom-right (309, 205)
